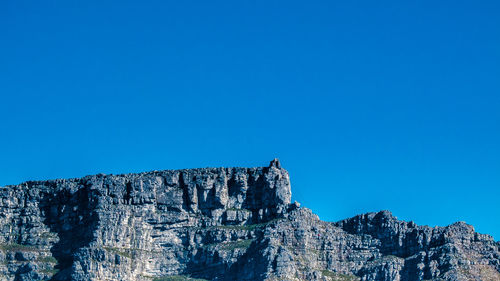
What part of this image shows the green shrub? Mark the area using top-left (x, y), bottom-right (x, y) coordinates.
top-left (37, 256), bottom-right (58, 263)
top-left (152, 275), bottom-right (208, 281)
top-left (103, 247), bottom-right (133, 258)
top-left (321, 270), bottom-right (359, 281)
top-left (0, 243), bottom-right (37, 252)
top-left (40, 268), bottom-right (59, 275)
top-left (219, 239), bottom-right (253, 251)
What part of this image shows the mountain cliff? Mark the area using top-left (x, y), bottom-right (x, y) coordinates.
top-left (0, 160), bottom-right (499, 281)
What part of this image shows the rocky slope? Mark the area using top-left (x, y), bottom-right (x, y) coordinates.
top-left (0, 159), bottom-right (499, 281)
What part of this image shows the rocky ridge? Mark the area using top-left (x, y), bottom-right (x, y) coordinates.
top-left (0, 159), bottom-right (499, 281)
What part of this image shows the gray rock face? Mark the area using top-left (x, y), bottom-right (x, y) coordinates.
top-left (0, 159), bottom-right (498, 281)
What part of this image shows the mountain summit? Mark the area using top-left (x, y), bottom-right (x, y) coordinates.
top-left (0, 160), bottom-right (499, 281)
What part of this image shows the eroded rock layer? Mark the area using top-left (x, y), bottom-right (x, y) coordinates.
top-left (0, 160), bottom-right (499, 281)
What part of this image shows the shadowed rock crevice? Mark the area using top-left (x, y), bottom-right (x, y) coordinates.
top-left (124, 181), bottom-right (133, 205)
top-left (178, 172), bottom-right (191, 212)
top-left (39, 181), bottom-right (100, 280)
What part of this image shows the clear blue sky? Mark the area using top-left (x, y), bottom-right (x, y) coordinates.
top-left (1, 1), bottom-right (499, 239)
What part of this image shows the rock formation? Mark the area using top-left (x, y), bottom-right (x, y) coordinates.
top-left (0, 159), bottom-right (498, 281)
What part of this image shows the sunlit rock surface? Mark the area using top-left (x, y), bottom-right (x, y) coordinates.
top-left (1, 159), bottom-right (499, 281)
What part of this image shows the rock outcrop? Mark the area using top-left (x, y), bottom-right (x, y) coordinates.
top-left (0, 159), bottom-right (498, 281)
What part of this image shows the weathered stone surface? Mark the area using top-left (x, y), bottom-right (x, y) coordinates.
top-left (0, 159), bottom-right (498, 281)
